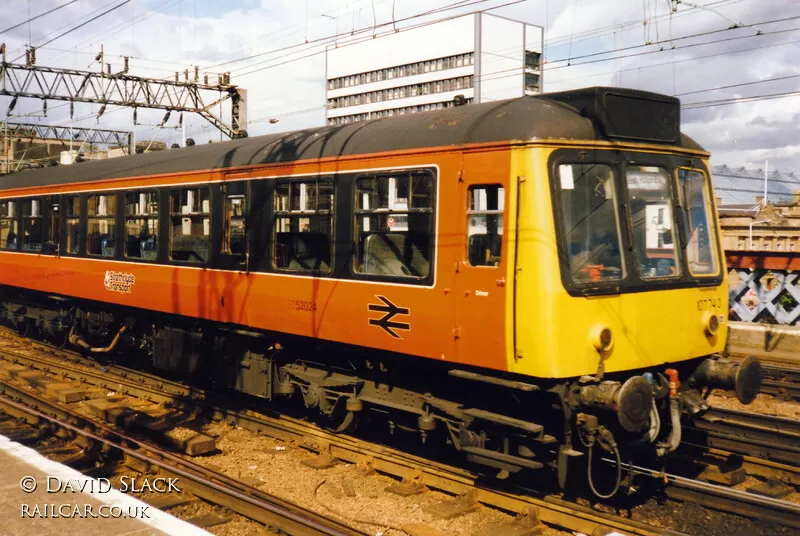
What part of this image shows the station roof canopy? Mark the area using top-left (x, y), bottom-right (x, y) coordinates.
top-left (712, 164), bottom-right (800, 206)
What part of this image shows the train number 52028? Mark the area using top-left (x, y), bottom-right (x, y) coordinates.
top-left (291, 300), bottom-right (317, 312)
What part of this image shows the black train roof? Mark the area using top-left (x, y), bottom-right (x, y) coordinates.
top-left (0, 87), bottom-right (704, 191)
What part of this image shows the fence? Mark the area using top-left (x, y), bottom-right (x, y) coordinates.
top-left (727, 251), bottom-right (800, 325)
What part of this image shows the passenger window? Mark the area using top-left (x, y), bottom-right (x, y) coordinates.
top-left (44, 199), bottom-right (60, 255)
top-left (354, 170), bottom-right (434, 279)
top-left (626, 166), bottom-right (680, 278)
top-left (125, 191), bottom-right (159, 260)
top-left (65, 196), bottom-right (80, 255)
top-left (0, 200), bottom-right (19, 250)
top-left (272, 179), bottom-right (333, 273)
top-left (223, 192), bottom-right (246, 255)
top-left (467, 185), bottom-right (504, 267)
top-left (169, 188), bottom-right (210, 263)
top-left (21, 198), bottom-right (43, 252)
top-left (87, 194), bottom-right (117, 257)
top-left (558, 164), bottom-right (625, 283)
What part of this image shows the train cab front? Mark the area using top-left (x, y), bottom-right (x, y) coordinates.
top-left (514, 142), bottom-right (765, 495)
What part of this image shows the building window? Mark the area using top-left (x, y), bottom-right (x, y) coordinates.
top-left (273, 179), bottom-right (334, 273)
top-left (354, 170), bottom-right (434, 279)
top-left (467, 185), bottom-right (504, 267)
top-left (87, 194), bottom-right (116, 257)
top-left (525, 73), bottom-right (540, 93)
top-left (125, 191), bottom-right (159, 259)
top-left (525, 50), bottom-right (541, 71)
top-left (0, 200), bottom-right (18, 250)
top-left (169, 188), bottom-right (210, 263)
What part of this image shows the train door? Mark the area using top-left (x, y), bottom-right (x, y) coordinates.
top-left (218, 181), bottom-right (248, 271)
top-left (215, 180), bottom-right (251, 324)
top-left (455, 156), bottom-right (508, 369)
top-left (42, 195), bottom-right (61, 256)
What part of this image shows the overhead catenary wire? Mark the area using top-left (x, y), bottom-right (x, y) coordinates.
top-left (546, 24), bottom-right (800, 71)
top-left (0, 0), bottom-right (80, 36)
top-left (546, 14), bottom-right (800, 66)
top-left (10, 0), bottom-right (132, 63)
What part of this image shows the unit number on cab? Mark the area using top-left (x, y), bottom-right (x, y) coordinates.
top-left (696, 297), bottom-right (722, 311)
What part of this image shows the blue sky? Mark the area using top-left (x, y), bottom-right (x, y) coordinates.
top-left (0, 0), bottom-right (798, 171)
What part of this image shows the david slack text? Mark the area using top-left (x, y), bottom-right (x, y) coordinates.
top-left (47, 476), bottom-right (181, 493)
top-left (22, 504), bottom-right (151, 519)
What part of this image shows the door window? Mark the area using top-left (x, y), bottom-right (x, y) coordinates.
top-left (467, 185), bottom-right (504, 267)
top-left (0, 200), bottom-right (18, 250)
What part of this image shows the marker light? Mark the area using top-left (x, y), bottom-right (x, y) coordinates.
top-left (589, 324), bottom-right (614, 353)
top-left (702, 310), bottom-right (720, 336)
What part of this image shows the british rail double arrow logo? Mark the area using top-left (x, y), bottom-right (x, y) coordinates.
top-left (368, 295), bottom-right (411, 338)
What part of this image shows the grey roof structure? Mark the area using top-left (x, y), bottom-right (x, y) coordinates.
top-left (712, 164), bottom-right (800, 206)
top-left (1, 88), bottom-right (700, 191)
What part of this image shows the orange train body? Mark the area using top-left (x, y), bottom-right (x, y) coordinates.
top-left (0, 148), bottom-right (510, 372)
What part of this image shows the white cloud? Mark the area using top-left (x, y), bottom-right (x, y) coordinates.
top-left (0, 0), bottom-right (798, 172)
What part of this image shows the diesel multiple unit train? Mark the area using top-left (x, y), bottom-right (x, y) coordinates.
top-left (0, 87), bottom-right (762, 495)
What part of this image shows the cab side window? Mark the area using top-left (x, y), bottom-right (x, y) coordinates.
top-left (467, 185), bottom-right (504, 267)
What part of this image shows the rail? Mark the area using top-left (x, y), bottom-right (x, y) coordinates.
top-left (0, 381), bottom-right (366, 536)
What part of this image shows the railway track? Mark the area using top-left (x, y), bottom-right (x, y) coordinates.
top-left (0, 381), bottom-right (367, 536)
top-left (686, 407), bottom-right (800, 466)
top-left (1, 330), bottom-right (798, 533)
top-left (726, 322), bottom-right (800, 402)
top-left (0, 328), bottom-right (681, 536)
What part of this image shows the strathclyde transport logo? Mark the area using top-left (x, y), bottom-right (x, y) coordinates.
top-left (103, 271), bottom-right (136, 294)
